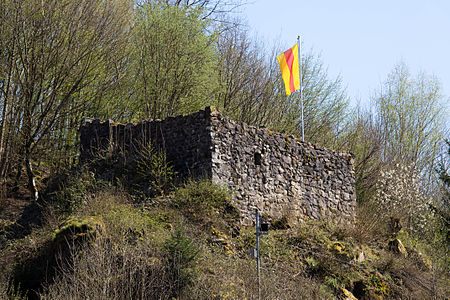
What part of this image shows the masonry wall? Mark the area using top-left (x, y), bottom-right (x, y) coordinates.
top-left (80, 110), bottom-right (213, 178)
top-left (208, 108), bottom-right (356, 225)
top-left (80, 107), bottom-right (356, 225)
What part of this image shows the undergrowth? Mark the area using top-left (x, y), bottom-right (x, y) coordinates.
top-left (1, 173), bottom-right (449, 299)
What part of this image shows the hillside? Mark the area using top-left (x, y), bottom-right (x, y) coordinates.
top-left (0, 171), bottom-right (448, 299)
top-left (1, 0), bottom-right (448, 299)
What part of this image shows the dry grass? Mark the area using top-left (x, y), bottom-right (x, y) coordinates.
top-left (38, 187), bottom-right (200, 300)
top-left (191, 248), bottom-right (326, 300)
top-left (40, 238), bottom-right (173, 300)
top-left (2, 180), bottom-right (449, 299)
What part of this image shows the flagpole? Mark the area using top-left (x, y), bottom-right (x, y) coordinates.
top-left (298, 35), bottom-right (304, 142)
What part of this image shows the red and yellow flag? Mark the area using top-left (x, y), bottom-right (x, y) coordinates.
top-left (277, 43), bottom-right (300, 95)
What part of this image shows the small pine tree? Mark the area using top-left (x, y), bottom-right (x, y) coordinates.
top-left (137, 142), bottom-right (173, 196)
top-left (164, 225), bottom-right (199, 297)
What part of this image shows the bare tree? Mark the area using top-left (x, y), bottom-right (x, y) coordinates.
top-left (340, 107), bottom-right (387, 202)
top-left (131, 3), bottom-right (218, 120)
top-left (147, 0), bottom-right (246, 20)
top-left (341, 63), bottom-right (448, 203)
top-left (0, 0), bottom-right (132, 200)
top-left (373, 63), bottom-right (448, 179)
top-left (215, 25), bottom-right (350, 148)
top-left (215, 27), bottom-right (282, 127)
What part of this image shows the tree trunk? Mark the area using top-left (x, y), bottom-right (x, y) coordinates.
top-left (0, 145), bottom-right (8, 180)
top-left (25, 148), bottom-right (38, 201)
top-left (12, 159), bottom-right (22, 194)
top-left (0, 97), bottom-right (9, 180)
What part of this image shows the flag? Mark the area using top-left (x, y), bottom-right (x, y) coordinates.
top-left (277, 43), bottom-right (300, 95)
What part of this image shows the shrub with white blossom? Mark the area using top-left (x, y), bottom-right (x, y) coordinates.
top-left (374, 164), bottom-right (432, 236)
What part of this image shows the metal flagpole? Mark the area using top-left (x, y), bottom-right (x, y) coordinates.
top-left (298, 35), bottom-right (304, 142)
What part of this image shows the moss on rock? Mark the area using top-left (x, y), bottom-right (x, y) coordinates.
top-left (52, 216), bottom-right (105, 246)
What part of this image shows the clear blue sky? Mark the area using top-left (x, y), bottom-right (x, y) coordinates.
top-left (239, 0), bottom-right (450, 108)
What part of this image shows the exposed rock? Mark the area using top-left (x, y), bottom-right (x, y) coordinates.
top-left (341, 287), bottom-right (358, 300)
top-left (389, 217), bottom-right (402, 237)
top-left (417, 252), bottom-right (432, 270)
top-left (52, 216), bottom-right (105, 246)
top-left (388, 238), bottom-right (408, 257)
top-left (357, 251), bottom-right (365, 263)
top-left (327, 241), bottom-right (352, 258)
top-left (270, 215), bottom-right (291, 230)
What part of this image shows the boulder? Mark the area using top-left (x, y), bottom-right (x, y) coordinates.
top-left (387, 238), bottom-right (407, 257)
top-left (341, 287), bottom-right (358, 300)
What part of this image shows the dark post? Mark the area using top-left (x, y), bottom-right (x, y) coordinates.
top-left (255, 208), bottom-right (269, 300)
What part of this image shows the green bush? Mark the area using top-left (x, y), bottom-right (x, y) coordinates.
top-left (41, 169), bottom-right (108, 215)
top-left (173, 180), bottom-right (233, 217)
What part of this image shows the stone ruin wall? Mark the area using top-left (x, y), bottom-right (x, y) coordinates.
top-left (80, 110), bottom-right (213, 178)
top-left (80, 107), bottom-right (356, 225)
top-left (208, 108), bottom-right (356, 225)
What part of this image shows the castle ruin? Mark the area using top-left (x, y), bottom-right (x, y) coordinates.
top-left (80, 107), bottom-right (356, 225)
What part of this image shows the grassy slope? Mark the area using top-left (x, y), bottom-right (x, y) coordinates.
top-left (0, 178), bottom-right (448, 299)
